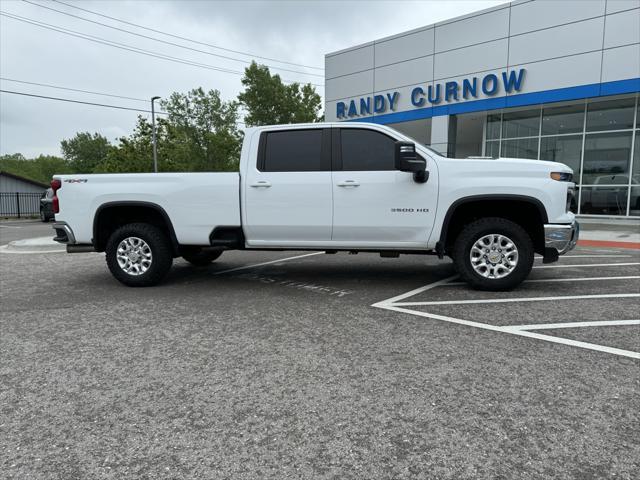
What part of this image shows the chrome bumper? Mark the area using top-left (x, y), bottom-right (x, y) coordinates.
top-left (544, 221), bottom-right (579, 255)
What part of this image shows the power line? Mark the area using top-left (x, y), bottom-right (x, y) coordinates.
top-left (0, 89), bottom-right (247, 125)
top-left (51, 0), bottom-right (323, 71)
top-left (0, 77), bottom-right (148, 103)
top-left (22, 0), bottom-right (323, 78)
top-left (0, 12), bottom-right (243, 77)
top-left (1, 76), bottom-right (251, 117)
top-left (0, 12), bottom-right (324, 88)
top-left (0, 89), bottom-right (159, 113)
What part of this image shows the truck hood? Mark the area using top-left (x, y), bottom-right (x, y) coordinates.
top-left (462, 156), bottom-right (573, 175)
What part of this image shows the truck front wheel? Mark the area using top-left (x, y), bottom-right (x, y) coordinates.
top-left (452, 217), bottom-right (534, 291)
top-left (105, 223), bottom-right (173, 287)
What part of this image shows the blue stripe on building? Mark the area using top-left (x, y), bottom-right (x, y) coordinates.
top-left (348, 77), bottom-right (640, 124)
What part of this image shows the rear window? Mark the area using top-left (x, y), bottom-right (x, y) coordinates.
top-left (262, 129), bottom-right (325, 172)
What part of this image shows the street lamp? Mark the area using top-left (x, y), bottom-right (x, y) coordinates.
top-left (151, 96), bottom-right (161, 173)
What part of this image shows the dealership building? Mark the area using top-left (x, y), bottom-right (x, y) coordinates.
top-left (325, 0), bottom-right (640, 218)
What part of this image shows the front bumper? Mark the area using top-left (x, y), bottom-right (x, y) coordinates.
top-left (544, 221), bottom-right (579, 255)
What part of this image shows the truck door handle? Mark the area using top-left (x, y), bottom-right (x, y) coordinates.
top-left (250, 181), bottom-right (271, 188)
top-left (337, 180), bottom-right (360, 187)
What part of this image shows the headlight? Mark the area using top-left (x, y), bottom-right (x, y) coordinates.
top-left (550, 172), bottom-right (573, 182)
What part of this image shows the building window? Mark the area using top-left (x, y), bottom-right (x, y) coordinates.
top-left (501, 137), bottom-right (538, 160)
top-left (580, 187), bottom-right (629, 216)
top-left (540, 135), bottom-right (582, 177)
top-left (582, 132), bottom-right (633, 185)
top-left (633, 131), bottom-right (640, 179)
top-left (485, 139), bottom-right (500, 158)
top-left (586, 98), bottom-right (636, 132)
top-left (486, 114), bottom-right (501, 140)
top-left (484, 93), bottom-right (639, 217)
top-left (502, 109), bottom-right (540, 138)
top-left (542, 104), bottom-right (584, 135)
top-left (630, 187), bottom-right (640, 216)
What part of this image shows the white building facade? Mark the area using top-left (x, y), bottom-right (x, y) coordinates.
top-left (325, 0), bottom-right (640, 217)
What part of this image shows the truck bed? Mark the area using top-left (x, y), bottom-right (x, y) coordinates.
top-left (55, 172), bottom-right (241, 245)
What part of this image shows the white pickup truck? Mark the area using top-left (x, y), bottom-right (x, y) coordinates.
top-left (52, 122), bottom-right (578, 290)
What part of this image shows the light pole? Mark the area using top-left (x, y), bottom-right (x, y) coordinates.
top-left (151, 96), bottom-right (161, 172)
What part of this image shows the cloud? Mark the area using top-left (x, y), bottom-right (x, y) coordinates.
top-left (0, 0), bottom-right (507, 157)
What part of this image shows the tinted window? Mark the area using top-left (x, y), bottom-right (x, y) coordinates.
top-left (341, 129), bottom-right (395, 171)
top-left (263, 129), bottom-right (324, 172)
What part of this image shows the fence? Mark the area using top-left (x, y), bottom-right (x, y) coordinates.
top-left (0, 192), bottom-right (43, 218)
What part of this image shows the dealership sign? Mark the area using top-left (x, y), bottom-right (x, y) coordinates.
top-left (336, 68), bottom-right (526, 119)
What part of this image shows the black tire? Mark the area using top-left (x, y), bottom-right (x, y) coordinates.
top-left (452, 217), bottom-right (534, 291)
top-left (39, 209), bottom-right (49, 222)
top-left (105, 223), bottom-right (173, 287)
top-left (181, 249), bottom-right (222, 267)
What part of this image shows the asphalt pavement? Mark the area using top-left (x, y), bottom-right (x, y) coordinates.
top-left (0, 220), bottom-right (53, 245)
top-left (1, 229), bottom-right (639, 479)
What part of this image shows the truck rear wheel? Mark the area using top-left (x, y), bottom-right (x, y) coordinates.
top-left (452, 217), bottom-right (534, 291)
top-left (181, 248), bottom-right (222, 267)
top-left (105, 223), bottom-right (173, 287)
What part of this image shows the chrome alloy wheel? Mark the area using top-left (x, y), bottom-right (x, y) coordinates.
top-left (470, 233), bottom-right (519, 279)
top-left (116, 236), bottom-right (152, 276)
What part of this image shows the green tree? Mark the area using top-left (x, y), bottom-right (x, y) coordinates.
top-left (0, 153), bottom-right (72, 183)
top-left (95, 117), bottom-right (155, 173)
top-left (238, 62), bottom-right (323, 126)
top-left (160, 88), bottom-right (242, 171)
top-left (98, 88), bottom-right (241, 173)
top-left (60, 132), bottom-right (111, 173)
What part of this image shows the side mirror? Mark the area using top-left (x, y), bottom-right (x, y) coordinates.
top-left (394, 141), bottom-right (428, 183)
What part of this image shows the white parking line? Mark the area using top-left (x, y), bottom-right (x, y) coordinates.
top-left (371, 275), bottom-right (459, 306)
top-left (377, 303), bottom-right (640, 359)
top-left (535, 254), bottom-right (632, 258)
top-left (577, 248), bottom-right (633, 254)
top-left (504, 320), bottom-right (640, 331)
top-left (446, 275), bottom-right (640, 286)
top-left (533, 262), bottom-right (640, 269)
top-left (392, 293), bottom-right (640, 307)
top-left (214, 252), bottom-right (324, 275)
top-left (373, 266), bottom-right (640, 359)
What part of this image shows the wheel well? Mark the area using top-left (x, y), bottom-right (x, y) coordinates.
top-left (93, 203), bottom-right (178, 254)
top-left (441, 198), bottom-right (546, 255)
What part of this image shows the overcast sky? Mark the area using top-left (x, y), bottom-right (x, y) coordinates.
top-left (0, 0), bottom-right (507, 157)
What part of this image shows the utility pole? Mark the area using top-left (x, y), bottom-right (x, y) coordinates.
top-left (151, 96), bottom-right (161, 172)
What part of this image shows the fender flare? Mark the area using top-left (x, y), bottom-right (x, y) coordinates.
top-left (436, 194), bottom-right (549, 257)
top-left (92, 201), bottom-right (180, 254)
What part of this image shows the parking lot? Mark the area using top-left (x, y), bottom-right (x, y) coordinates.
top-left (1, 226), bottom-right (639, 479)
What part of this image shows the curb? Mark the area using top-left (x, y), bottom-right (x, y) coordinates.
top-left (0, 236), bottom-right (66, 254)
